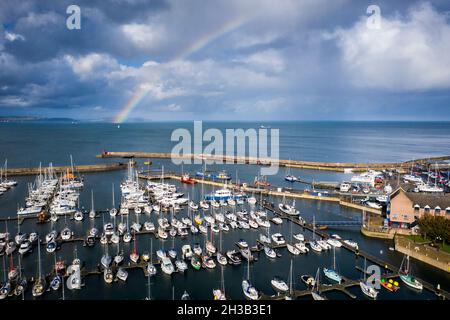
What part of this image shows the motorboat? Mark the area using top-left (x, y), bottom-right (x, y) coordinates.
top-left (144, 221), bottom-right (155, 231)
top-left (147, 263), bottom-right (157, 276)
top-left (309, 241), bottom-right (322, 252)
top-left (202, 256), bottom-right (216, 269)
top-left (191, 256), bottom-right (201, 270)
top-left (161, 257), bottom-right (175, 275)
top-left (301, 274), bottom-right (315, 288)
top-left (294, 242), bottom-right (309, 253)
top-left (237, 239), bottom-right (248, 248)
top-left (271, 217), bottom-right (283, 225)
top-left (175, 260), bottom-right (188, 272)
top-left (287, 243), bottom-right (300, 255)
top-left (271, 233), bottom-right (286, 245)
top-left (104, 268), bottom-right (114, 284)
top-left (61, 227), bottom-right (72, 240)
top-left (278, 202), bottom-right (299, 216)
top-left (50, 275), bottom-right (62, 291)
top-left (343, 239), bottom-right (358, 250)
top-left (74, 210), bottom-right (84, 221)
top-left (271, 277), bottom-right (289, 293)
top-left (326, 238), bottom-right (342, 248)
top-left (264, 246), bottom-right (276, 259)
top-left (116, 268), bottom-right (128, 282)
top-left (293, 233), bottom-right (304, 242)
top-left (181, 245), bottom-right (193, 260)
top-left (46, 241), bottom-right (57, 253)
top-left (317, 240), bottom-right (331, 250)
top-left (226, 250), bottom-right (242, 265)
top-left (18, 240), bottom-right (32, 255)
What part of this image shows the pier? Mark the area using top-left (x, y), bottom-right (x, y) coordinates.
top-left (4, 162), bottom-right (132, 177)
top-left (97, 151), bottom-right (450, 172)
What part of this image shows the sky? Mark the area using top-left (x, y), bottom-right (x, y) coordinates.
top-left (0, 0), bottom-right (450, 122)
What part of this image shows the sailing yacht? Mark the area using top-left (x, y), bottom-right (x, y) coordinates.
top-left (110, 184), bottom-right (118, 216)
top-left (279, 197), bottom-right (299, 216)
top-left (360, 258), bottom-right (378, 299)
top-left (271, 276), bottom-right (289, 293)
top-left (242, 258), bottom-right (260, 300)
top-left (323, 246), bottom-right (342, 283)
top-left (399, 254), bottom-right (423, 290)
top-left (89, 190), bottom-right (96, 218)
top-left (311, 268), bottom-right (326, 300)
top-left (213, 266), bottom-right (227, 300)
top-left (32, 237), bottom-right (46, 297)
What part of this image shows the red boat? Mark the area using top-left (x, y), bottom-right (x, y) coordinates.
top-left (181, 174), bottom-right (197, 184)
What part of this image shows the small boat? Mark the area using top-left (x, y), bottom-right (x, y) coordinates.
top-left (293, 233), bottom-right (304, 242)
top-left (259, 233), bottom-right (271, 245)
top-left (18, 241), bottom-right (32, 255)
top-left (301, 274), bottom-right (315, 288)
top-left (50, 275), bottom-right (62, 291)
top-left (181, 290), bottom-right (191, 300)
top-left (399, 255), bottom-right (423, 290)
top-left (144, 221), bottom-right (155, 231)
top-left (116, 268), bottom-right (128, 282)
top-left (74, 210), bottom-right (84, 221)
top-left (61, 227), bottom-right (72, 240)
top-left (0, 282), bottom-right (11, 299)
top-left (271, 277), bottom-right (289, 293)
top-left (114, 252), bottom-right (124, 265)
top-left (271, 217), bottom-right (283, 225)
top-left (123, 232), bottom-right (132, 243)
top-left (226, 250), bottom-right (242, 265)
top-left (147, 263), bottom-right (157, 276)
top-left (101, 253), bottom-right (112, 269)
top-left (191, 256), bottom-right (201, 270)
top-left (294, 242), bottom-right (309, 253)
top-left (380, 278), bottom-right (400, 292)
top-left (193, 243), bottom-right (202, 256)
top-left (271, 233), bottom-right (286, 245)
top-left (247, 196), bottom-right (257, 205)
top-left (343, 240), bottom-right (358, 250)
top-left (237, 239), bottom-right (248, 248)
top-left (190, 225), bottom-right (199, 234)
top-left (317, 240), bottom-right (331, 250)
top-left (199, 201), bottom-right (210, 210)
top-left (216, 252), bottom-right (228, 266)
top-left (103, 268), bottom-right (113, 284)
top-left (188, 201), bottom-right (199, 210)
top-left (278, 201), bottom-right (299, 216)
top-left (161, 257), bottom-right (175, 275)
top-left (323, 247), bottom-right (342, 284)
top-left (242, 279), bottom-right (259, 300)
top-left (202, 256), bottom-right (216, 269)
top-left (157, 227), bottom-right (168, 240)
top-left (285, 175), bottom-right (298, 182)
top-left (287, 243), bottom-right (300, 255)
top-left (326, 238), bottom-right (342, 248)
top-left (141, 252), bottom-right (150, 262)
top-left (46, 241), bottom-right (57, 253)
top-left (175, 260), bottom-right (188, 272)
top-left (264, 246), bottom-right (276, 258)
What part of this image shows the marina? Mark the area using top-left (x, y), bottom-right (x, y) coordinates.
top-left (0, 150), bottom-right (449, 300)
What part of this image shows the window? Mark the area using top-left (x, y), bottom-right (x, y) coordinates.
top-left (446, 207), bottom-right (450, 215)
top-left (424, 205), bottom-right (430, 214)
top-left (435, 206), bottom-right (441, 215)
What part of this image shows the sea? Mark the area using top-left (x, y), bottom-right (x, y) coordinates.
top-left (0, 121), bottom-right (449, 300)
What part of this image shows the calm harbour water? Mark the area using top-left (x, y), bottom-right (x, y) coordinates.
top-left (0, 121), bottom-right (449, 300)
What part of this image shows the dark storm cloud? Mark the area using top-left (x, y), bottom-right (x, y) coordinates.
top-left (0, 0), bottom-right (450, 120)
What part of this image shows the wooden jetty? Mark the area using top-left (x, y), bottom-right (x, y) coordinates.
top-left (5, 162), bottom-right (132, 177)
top-left (98, 151), bottom-right (450, 172)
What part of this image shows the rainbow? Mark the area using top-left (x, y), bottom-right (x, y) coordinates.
top-left (113, 85), bottom-right (150, 123)
top-left (113, 15), bottom-right (249, 123)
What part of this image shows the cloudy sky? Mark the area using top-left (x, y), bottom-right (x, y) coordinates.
top-left (1, 0), bottom-right (450, 121)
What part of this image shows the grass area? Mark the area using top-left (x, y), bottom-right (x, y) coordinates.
top-left (405, 235), bottom-right (450, 254)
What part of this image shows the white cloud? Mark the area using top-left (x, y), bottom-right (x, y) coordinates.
top-left (64, 53), bottom-right (121, 79)
top-left (121, 23), bottom-right (166, 50)
top-left (236, 49), bottom-right (285, 73)
top-left (4, 31), bottom-right (25, 42)
top-left (328, 2), bottom-right (450, 90)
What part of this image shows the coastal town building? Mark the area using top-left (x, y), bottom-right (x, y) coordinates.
top-left (388, 187), bottom-right (450, 228)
